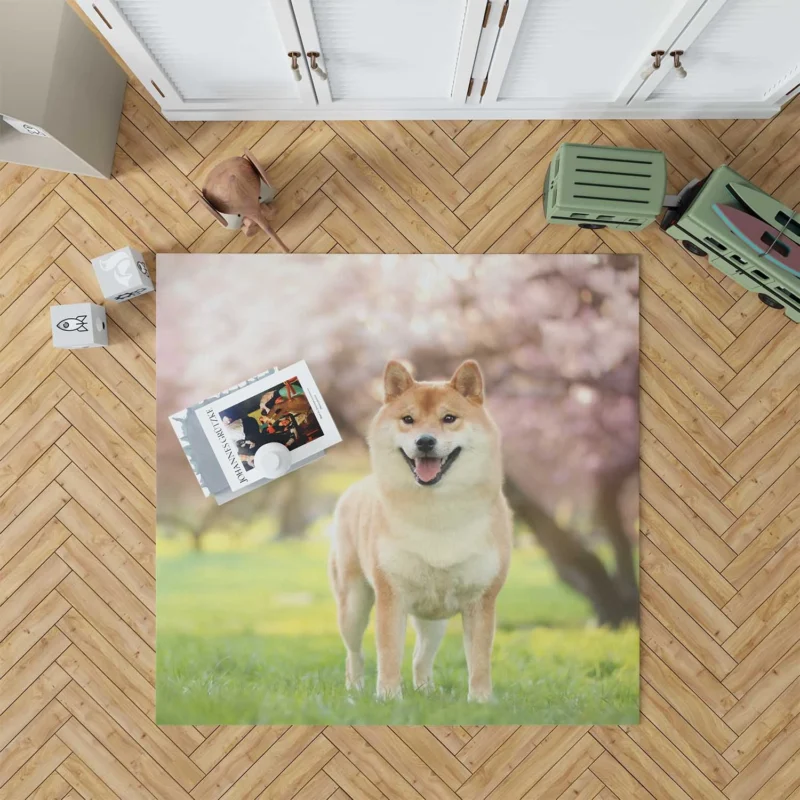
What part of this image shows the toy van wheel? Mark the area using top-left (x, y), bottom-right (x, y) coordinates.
top-left (578, 223), bottom-right (606, 230)
top-left (758, 293), bottom-right (784, 310)
top-left (682, 240), bottom-right (707, 257)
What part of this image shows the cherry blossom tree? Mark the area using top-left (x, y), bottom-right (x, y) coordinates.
top-left (157, 253), bottom-right (639, 625)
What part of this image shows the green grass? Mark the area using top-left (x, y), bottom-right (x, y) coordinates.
top-left (156, 537), bottom-right (639, 725)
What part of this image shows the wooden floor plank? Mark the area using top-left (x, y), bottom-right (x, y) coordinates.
top-left (121, 85), bottom-right (202, 176)
top-left (0, 592), bottom-right (70, 681)
top-left (0, 163), bottom-right (36, 206)
top-left (591, 726), bottom-right (693, 800)
top-left (56, 535), bottom-right (154, 644)
top-left (400, 120), bottom-right (469, 175)
top-left (55, 464), bottom-right (154, 573)
top-left (265, 121), bottom-right (337, 192)
top-left (57, 650), bottom-right (203, 792)
top-left (454, 119), bottom-right (576, 229)
top-left (111, 148), bottom-right (202, 248)
top-left (453, 121), bottom-right (506, 155)
top-left (57, 752), bottom-right (122, 800)
top-left (0, 170), bottom-right (66, 244)
top-left (56, 571), bottom-right (155, 682)
top-left (641, 500), bottom-right (736, 608)
top-left (116, 115), bottom-right (201, 212)
top-left (641, 609), bottom-right (738, 718)
top-left (364, 121), bottom-right (468, 209)
top-left (639, 682), bottom-right (736, 791)
top-left (322, 137), bottom-right (451, 253)
top-left (56, 715), bottom-right (159, 800)
top-left (187, 121), bottom-right (239, 158)
top-left (328, 122), bottom-right (468, 247)
top-left (0, 696), bottom-right (70, 789)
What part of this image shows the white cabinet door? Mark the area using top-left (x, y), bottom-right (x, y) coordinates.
top-left (633, 0), bottom-right (800, 108)
top-left (290, 0), bottom-right (486, 109)
top-left (481, 0), bottom-right (706, 109)
top-left (75, 0), bottom-right (316, 112)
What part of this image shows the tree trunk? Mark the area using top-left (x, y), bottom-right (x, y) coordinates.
top-left (596, 469), bottom-right (639, 610)
top-left (191, 526), bottom-right (203, 551)
top-left (273, 471), bottom-right (310, 540)
top-left (504, 478), bottom-right (637, 627)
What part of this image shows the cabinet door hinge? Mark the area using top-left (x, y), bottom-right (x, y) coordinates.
top-left (482, 0), bottom-right (492, 27)
top-left (499, 1), bottom-right (509, 27)
top-left (467, 77), bottom-right (475, 97)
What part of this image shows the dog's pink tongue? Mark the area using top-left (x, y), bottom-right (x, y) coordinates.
top-left (415, 458), bottom-right (442, 483)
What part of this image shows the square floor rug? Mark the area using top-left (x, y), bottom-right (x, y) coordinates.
top-left (156, 253), bottom-right (640, 725)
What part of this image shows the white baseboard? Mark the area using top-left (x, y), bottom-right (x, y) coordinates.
top-left (162, 103), bottom-right (779, 122)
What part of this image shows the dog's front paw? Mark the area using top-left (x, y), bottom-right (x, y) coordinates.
top-left (468, 687), bottom-right (493, 703)
top-left (414, 679), bottom-right (435, 694)
top-left (376, 682), bottom-right (403, 701)
top-left (346, 675), bottom-right (365, 692)
top-left (345, 653), bottom-right (365, 692)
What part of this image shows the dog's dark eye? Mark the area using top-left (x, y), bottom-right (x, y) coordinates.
top-left (401, 415), bottom-right (414, 425)
top-left (442, 414), bottom-right (457, 424)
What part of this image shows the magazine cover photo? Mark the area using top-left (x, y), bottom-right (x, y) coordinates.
top-left (219, 375), bottom-right (321, 471)
top-left (156, 253), bottom-right (640, 726)
top-left (193, 360), bottom-right (341, 493)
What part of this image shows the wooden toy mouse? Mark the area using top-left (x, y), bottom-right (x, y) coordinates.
top-left (198, 148), bottom-right (289, 253)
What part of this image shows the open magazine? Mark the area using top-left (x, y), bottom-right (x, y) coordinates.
top-left (170, 361), bottom-right (342, 503)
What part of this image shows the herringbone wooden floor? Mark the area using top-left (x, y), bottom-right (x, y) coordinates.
top-left (2, 64), bottom-right (800, 798)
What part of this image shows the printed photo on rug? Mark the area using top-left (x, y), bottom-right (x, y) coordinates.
top-left (156, 253), bottom-right (641, 726)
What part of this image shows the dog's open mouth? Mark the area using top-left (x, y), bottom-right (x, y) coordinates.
top-left (401, 447), bottom-right (461, 486)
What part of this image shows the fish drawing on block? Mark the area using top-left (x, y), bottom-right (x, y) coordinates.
top-left (57, 315), bottom-right (89, 332)
top-left (713, 204), bottom-right (800, 276)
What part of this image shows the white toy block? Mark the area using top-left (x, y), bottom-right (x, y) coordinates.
top-left (50, 303), bottom-right (107, 349)
top-left (91, 246), bottom-right (154, 302)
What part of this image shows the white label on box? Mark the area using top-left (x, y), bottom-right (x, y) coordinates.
top-left (2, 116), bottom-right (50, 137)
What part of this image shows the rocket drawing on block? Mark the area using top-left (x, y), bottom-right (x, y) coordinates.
top-left (50, 303), bottom-right (107, 349)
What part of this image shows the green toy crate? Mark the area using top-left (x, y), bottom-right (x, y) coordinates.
top-left (544, 143), bottom-right (667, 231)
top-left (660, 164), bottom-right (800, 323)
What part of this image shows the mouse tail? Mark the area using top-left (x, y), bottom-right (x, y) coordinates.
top-left (254, 210), bottom-right (289, 253)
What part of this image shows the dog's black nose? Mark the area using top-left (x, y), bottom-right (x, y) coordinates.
top-left (415, 434), bottom-right (437, 453)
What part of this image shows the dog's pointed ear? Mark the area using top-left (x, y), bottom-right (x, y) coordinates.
top-left (384, 361), bottom-right (415, 401)
top-left (450, 360), bottom-right (484, 405)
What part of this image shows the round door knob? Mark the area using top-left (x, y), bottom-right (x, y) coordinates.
top-left (641, 50), bottom-right (665, 81)
top-left (307, 52), bottom-right (328, 81)
top-left (670, 50), bottom-right (687, 79)
top-left (288, 52), bottom-right (302, 81)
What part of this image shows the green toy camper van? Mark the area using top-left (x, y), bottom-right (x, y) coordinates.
top-left (543, 143), bottom-right (666, 231)
top-left (659, 165), bottom-right (800, 322)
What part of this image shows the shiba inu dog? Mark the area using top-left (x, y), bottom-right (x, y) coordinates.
top-left (330, 360), bottom-right (512, 702)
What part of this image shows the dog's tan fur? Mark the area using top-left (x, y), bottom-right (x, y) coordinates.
top-left (329, 360), bottom-right (512, 701)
